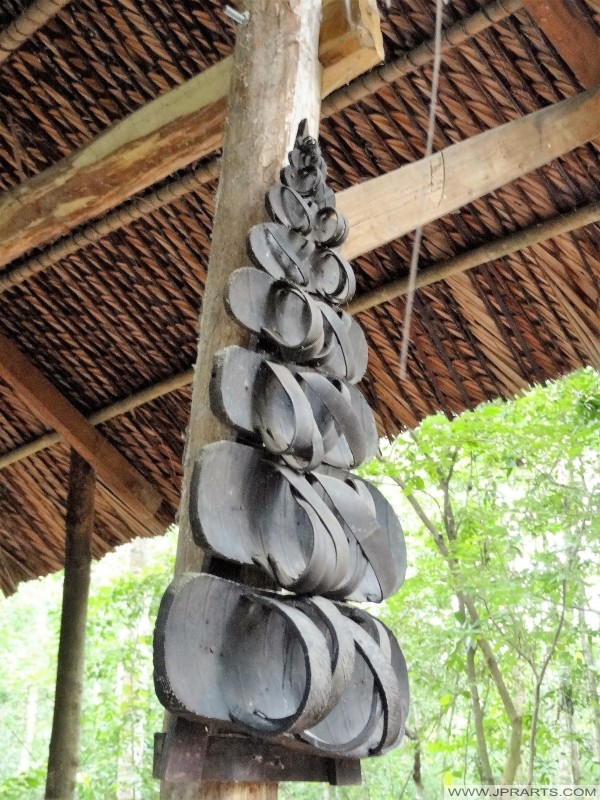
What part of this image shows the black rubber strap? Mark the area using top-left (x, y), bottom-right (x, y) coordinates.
top-left (262, 282), bottom-right (323, 353)
top-left (227, 594), bottom-right (333, 736)
top-left (318, 304), bottom-right (355, 380)
top-left (255, 361), bottom-right (324, 471)
top-left (298, 371), bottom-right (366, 468)
top-left (310, 473), bottom-right (397, 600)
top-left (275, 464), bottom-right (350, 592)
top-left (294, 596), bottom-right (355, 714)
top-left (266, 497), bottom-right (336, 595)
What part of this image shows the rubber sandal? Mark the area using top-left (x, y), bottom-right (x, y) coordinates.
top-left (226, 268), bottom-right (325, 361)
top-left (315, 303), bottom-right (368, 384)
top-left (291, 596), bottom-right (355, 718)
top-left (299, 606), bottom-right (407, 757)
top-left (266, 184), bottom-right (315, 235)
top-left (313, 207), bottom-right (349, 248)
top-left (189, 441), bottom-right (349, 596)
top-left (247, 222), bottom-right (314, 286)
top-left (310, 248), bottom-right (356, 304)
top-left (154, 573), bottom-right (333, 736)
top-left (210, 346), bottom-right (377, 471)
top-left (225, 267), bottom-right (367, 382)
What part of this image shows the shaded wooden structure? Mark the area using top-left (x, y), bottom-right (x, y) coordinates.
top-left (0, 0), bottom-right (598, 602)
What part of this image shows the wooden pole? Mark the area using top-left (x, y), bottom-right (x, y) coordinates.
top-left (162, 1), bottom-right (322, 798)
top-left (45, 450), bottom-right (95, 800)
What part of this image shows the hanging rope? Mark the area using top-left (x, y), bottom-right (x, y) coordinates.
top-left (399, 0), bottom-right (445, 379)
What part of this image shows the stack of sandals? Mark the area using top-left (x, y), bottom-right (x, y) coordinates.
top-left (154, 121), bottom-right (409, 760)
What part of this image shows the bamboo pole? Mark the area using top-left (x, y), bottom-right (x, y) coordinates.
top-left (0, 369), bottom-right (194, 470)
top-left (44, 451), bottom-right (94, 800)
top-left (346, 200), bottom-right (600, 314)
top-left (321, 0), bottom-right (523, 116)
top-left (0, 0), bottom-right (71, 65)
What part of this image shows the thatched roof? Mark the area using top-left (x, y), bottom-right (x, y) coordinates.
top-left (0, 0), bottom-right (598, 594)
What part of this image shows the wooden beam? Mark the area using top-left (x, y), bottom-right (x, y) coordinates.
top-left (0, 57), bottom-right (231, 270)
top-left (0, 0), bottom-right (381, 270)
top-left (0, 369), bottom-right (194, 471)
top-left (0, 0), bottom-right (71, 65)
top-left (0, 332), bottom-right (162, 524)
top-left (347, 200), bottom-right (600, 313)
top-left (322, 0), bottom-right (523, 116)
top-left (319, 0), bottom-right (383, 97)
top-left (2, 201), bottom-right (598, 475)
top-left (338, 84), bottom-right (600, 260)
top-left (524, 0), bottom-right (600, 88)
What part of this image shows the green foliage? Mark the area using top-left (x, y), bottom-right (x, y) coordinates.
top-left (0, 530), bottom-right (176, 799)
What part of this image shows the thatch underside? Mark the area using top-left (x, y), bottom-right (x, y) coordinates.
top-left (0, 0), bottom-right (598, 594)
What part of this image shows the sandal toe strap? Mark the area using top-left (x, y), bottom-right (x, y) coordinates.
top-left (226, 594), bottom-right (333, 736)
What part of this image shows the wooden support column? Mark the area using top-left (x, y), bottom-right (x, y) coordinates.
top-left (45, 450), bottom-right (94, 800)
top-left (162, 1), bottom-right (322, 799)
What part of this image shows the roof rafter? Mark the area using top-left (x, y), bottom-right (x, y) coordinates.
top-left (1, 200), bottom-right (597, 473)
top-left (338, 84), bottom-right (600, 260)
top-left (1, 71), bottom-right (596, 297)
top-left (0, 0), bottom-right (522, 274)
top-left (0, 0), bottom-right (383, 270)
top-left (0, 332), bottom-right (164, 526)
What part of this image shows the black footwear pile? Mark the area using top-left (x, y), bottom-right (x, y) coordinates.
top-left (154, 121), bottom-right (410, 760)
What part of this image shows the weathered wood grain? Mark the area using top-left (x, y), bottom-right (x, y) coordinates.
top-left (338, 84), bottom-right (600, 260)
top-left (162, 1), bottom-right (323, 798)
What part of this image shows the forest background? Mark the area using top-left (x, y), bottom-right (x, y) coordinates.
top-left (0, 368), bottom-right (598, 799)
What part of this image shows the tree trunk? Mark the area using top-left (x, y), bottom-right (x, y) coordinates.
top-left (163, 1), bottom-right (322, 798)
top-left (45, 451), bottom-right (95, 800)
top-left (19, 685), bottom-right (38, 772)
top-left (466, 646), bottom-right (495, 784)
top-left (578, 607), bottom-right (600, 761)
top-left (563, 692), bottom-right (582, 784)
top-left (392, 473), bottom-right (523, 784)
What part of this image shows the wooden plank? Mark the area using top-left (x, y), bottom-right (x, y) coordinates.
top-left (0, 368), bottom-right (194, 471)
top-left (0, 332), bottom-right (162, 523)
top-left (524, 0), bottom-right (600, 88)
top-left (338, 84), bottom-right (600, 261)
top-left (162, 1), bottom-right (323, 798)
top-left (0, 0), bottom-right (381, 270)
top-left (0, 58), bottom-right (231, 270)
top-left (320, 0), bottom-right (383, 96)
top-left (154, 720), bottom-right (362, 785)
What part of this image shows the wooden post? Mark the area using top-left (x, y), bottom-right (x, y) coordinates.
top-left (162, 1), bottom-right (322, 798)
top-left (45, 451), bottom-right (95, 800)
